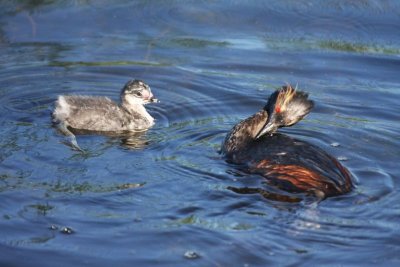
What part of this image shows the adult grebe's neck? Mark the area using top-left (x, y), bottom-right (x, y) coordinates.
top-left (222, 110), bottom-right (268, 156)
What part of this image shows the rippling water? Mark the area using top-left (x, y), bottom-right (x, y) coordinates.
top-left (1, 1), bottom-right (400, 266)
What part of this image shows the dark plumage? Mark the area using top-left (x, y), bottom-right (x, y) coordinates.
top-left (222, 85), bottom-right (353, 200)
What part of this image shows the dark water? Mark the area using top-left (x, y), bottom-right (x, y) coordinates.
top-left (1, 1), bottom-right (399, 266)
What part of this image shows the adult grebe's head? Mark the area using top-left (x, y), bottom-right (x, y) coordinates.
top-left (121, 79), bottom-right (158, 106)
top-left (255, 84), bottom-right (313, 138)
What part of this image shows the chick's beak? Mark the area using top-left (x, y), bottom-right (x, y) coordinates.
top-left (149, 96), bottom-right (159, 103)
top-left (144, 92), bottom-right (158, 103)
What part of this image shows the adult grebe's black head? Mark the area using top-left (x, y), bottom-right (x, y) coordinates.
top-left (121, 79), bottom-right (158, 106)
top-left (255, 85), bottom-right (313, 138)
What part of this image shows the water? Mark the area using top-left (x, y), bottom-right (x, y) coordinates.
top-left (1, 1), bottom-right (399, 266)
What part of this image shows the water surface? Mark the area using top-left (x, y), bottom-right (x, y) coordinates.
top-left (1, 1), bottom-right (399, 266)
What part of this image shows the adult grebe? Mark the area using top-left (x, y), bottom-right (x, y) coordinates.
top-left (222, 85), bottom-right (353, 200)
top-left (52, 79), bottom-right (158, 150)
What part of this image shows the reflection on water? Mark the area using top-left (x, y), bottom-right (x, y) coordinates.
top-left (119, 132), bottom-right (151, 150)
top-left (64, 128), bottom-right (152, 150)
top-left (1, 1), bottom-right (400, 266)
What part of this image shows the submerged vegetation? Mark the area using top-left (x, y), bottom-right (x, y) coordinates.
top-left (263, 37), bottom-right (400, 55)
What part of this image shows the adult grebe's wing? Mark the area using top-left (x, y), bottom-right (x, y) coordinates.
top-left (243, 133), bottom-right (353, 196)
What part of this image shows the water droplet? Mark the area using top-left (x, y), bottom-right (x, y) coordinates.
top-left (184, 250), bottom-right (200, 259)
top-left (337, 156), bottom-right (348, 161)
top-left (49, 224), bottom-right (58, 230)
top-left (331, 142), bottom-right (340, 147)
top-left (60, 226), bottom-right (74, 234)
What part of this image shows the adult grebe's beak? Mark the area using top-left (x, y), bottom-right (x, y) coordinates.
top-left (255, 114), bottom-right (278, 139)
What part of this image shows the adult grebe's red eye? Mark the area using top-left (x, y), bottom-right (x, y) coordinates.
top-left (275, 106), bottom-right (281, 113)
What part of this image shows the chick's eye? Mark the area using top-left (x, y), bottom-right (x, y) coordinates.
top-left (135, 91), bottom-right (142, 97)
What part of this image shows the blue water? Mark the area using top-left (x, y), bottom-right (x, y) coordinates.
top-left (1, 1), bottom-right (399, 266)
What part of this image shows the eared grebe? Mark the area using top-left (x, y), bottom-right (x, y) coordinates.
top-left (52, 79), bottom-right (158, 150)
top-left (222, 85), bottom-right (353, 200)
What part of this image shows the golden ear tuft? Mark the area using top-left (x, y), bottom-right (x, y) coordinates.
top-left (276, 84), bottom-right (296, 112)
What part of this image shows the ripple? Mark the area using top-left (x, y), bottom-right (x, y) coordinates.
top-left (0, 69), bottom-right (55, 119)
top-left (153, 120), bottom-right (224, 177)
top-left (49, 60), bottom-right (170, 68)
top-left (1, 1), bottom-right (399, 266)
top-left (352, 168), bottom-right (395, 204)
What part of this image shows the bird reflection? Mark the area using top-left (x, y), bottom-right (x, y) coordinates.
top-left (63, 128), bottom-right (151, 151)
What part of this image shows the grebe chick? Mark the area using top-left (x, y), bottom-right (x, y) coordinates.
top-left (222, 85), bottom-right (353, 199)
top-left (53, 79), bottom-right (158, 132)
